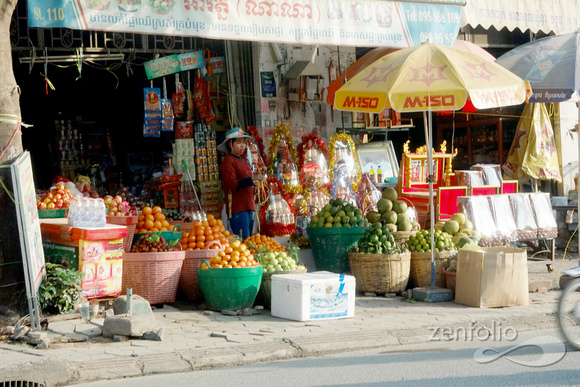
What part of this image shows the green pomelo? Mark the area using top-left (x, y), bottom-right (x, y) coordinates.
top-left (382, 210), bottom-right (398, 224)
top-left (393, 200), bottom-right (408, 214)
top-left (397, 213), bottom-right (410, 224)
top-left (443, 220), bottom-right (460, 235)
top-left (376, 198), bottom-right (393, 214)
top-left (460, 219), bottom-right (473, 231)
top-left (382, 187), bottom-right (398, 202)
top-left (398, 222), bottom-right (413, 231)
top-left (458, 236), bottom-right (474, 248)
top-left (451, 212), bottom-right (466, 225)
top-left (386, 223), bottom-right (398, 233)
top-left (366, 211), bottom-right (382, 224)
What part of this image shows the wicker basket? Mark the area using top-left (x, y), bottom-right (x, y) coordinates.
top-left (259, 266), bottom-right (307, 308)
top-left (392, 230), bottom-right (418, 245)
top-left (179, 241), bottom-right (223, 300)
top-left (106, 215), bottom-right (138, 252)
top-left (348, 250), bottom-right (411, 293)
top-left (307, 226), bottom-right (366, 273)
top-left (122, 251), bottom-right (185, 305)
top-left (443, 267), bottom-right (456, 291)
top-left (409, 250), bottom-right (456, 288)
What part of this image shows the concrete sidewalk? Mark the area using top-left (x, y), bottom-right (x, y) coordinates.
top-left (0, 254), bottom-right (577, 387)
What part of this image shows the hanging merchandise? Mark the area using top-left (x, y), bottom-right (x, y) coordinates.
top-left (328, 133), bottom-right (362, 191)
top-left (161, 99), bottom-right (174, 131)
top-left (186, 89), bottom-right (195, 121)
top-left (297, 133), bottom-right (330, 188)
top-left (260, 177), bottom-right (296, 237)
top-left (330, 163), bottom-right (358, 207)
top-left (194, 70), bottom-right (216, 124)
top-left (356, 173), bottom-right (382, 216)
top-left (267, 123), bottom-right (301, 194)
top-left (172, 78), bottom-right (187, 120)
top-left (143, 87), bottom-right (162, 137)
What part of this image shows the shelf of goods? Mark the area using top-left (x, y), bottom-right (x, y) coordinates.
top-left (40, 219), bottom-right (127, 299)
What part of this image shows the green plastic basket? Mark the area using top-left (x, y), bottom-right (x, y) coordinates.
top-left (307, 226), bottom-right (366, 273)
top-left (132, 225), bottom-right (182, 249)
top-left (197, 262), bottom-right (263, 311)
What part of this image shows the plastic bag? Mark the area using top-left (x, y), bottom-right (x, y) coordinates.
top-left (508, 193), bottom-right (538, 241)
top-left (488, 195), bottom-right (517, 241)
top-left (471, 164), bottom-right (502, 186)
top-left (356, 173), bottom-right (382, 216)
top-left (458, 195), bottom-right (496, 238)
top-left (529, 192), bottom-right (558, 239)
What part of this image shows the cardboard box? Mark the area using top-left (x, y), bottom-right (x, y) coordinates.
top-left (271, 272), bottom-right (356, 321)
top-left (455, 247), bottom-right (529, 308)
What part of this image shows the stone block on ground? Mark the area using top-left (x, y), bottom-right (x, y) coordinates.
top-left (529, 279), bottom-right (552, 293)
top-left (112, 294), bottom-right (153, 316)
top-left (102, 314), bottom-right (157, 338)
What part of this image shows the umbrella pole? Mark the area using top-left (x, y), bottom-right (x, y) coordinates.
top-left (577, 103), bottom-right (580, 252)
top-left (423, 111), bottom-right (436, 289)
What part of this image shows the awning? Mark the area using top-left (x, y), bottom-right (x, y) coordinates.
top-left (462, 0), bottom-right (580, 35)
top-left (27, 0), bottom-right (462, 48)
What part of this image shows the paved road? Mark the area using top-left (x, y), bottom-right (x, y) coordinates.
top-left (74, 328), bottom-right (579, 387)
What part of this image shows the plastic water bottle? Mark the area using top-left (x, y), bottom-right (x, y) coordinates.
top-left (95, 198), bottom-right (106, 227)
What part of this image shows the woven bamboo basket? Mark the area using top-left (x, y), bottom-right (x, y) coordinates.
top-left (392, 230), bottom-right (418, 245)
top-left (409, 250), bottom-right (456, 288)
top-left (259, 266), bottom-right (307, 308)
top-left (348, 250), bottom-right (411, 293)
top-left (122, 251), bottom-right (185, 305)
top-left (443, 267), bottom-right (456, 291)
top-left (179, 241), bottom-right (223, 300)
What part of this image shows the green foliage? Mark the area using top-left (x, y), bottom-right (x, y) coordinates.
top-left (38, 262), bottom-right (83, 314)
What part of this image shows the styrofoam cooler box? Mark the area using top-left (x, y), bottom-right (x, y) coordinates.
top-left (271, 272), bottom-right (356, 321)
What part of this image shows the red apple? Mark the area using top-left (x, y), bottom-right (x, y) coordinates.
top-left (45, 192), bottom-right (53, 199)
top-left (108, 211), bottom-right (117, 216)
top-left (54, 193), bottom-right (62, 200)
top-left (114, 195), bottom-right (123, 204)
top-left (56, 182), bottom-right (65, 191)
top-left (47, 202), bottom-right (56, 209)
top-left (38, 202), bottom-right (47, 210)
top-left (63, 202), bottom-right (70, 208)
top-left (43, 197), bottom-right (52, 204)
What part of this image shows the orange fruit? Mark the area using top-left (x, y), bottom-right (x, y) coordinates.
top-left (206, 234), bottom-right (214, 242)
top-left (162, 220), bottom-right (171, 229)
top-left (198, 235), bottom-right (206, 242)
top-left (137, 221), bottom-right (145, 229)
top-left (150, 227), bottom-right (159, 232)
top-left (202, 220), bottom-right (209, 228)
top-left (188, 233), bottom-right (196, 242)
top-left (208, 218), bottom-right (217, 227)
top-left (196, 241), bottom-right (205, 249)
top-left (193, 221), bottom-right (202, 227)
top-left (152, 206), bottom-right (163, 215)
top-left (146, 214), bottom-right (155, 222)
top-left (188, 242), bottom-right (197, 249)
top-left (154, 213), bottom-right (166, 222)
top-left (142, 206), bottom-right (152, 215)
top-left (144, 219), bottom-right (154, 230)
top-left (154, 220), bottom-right (163, 229)
top-left (138, 214), bottom-right (145, 221)
top-left (216, 219), bottom-right (223, 226)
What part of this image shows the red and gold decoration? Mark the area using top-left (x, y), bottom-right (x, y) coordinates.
top-left (259, 177), bottom-right (296, 237)
top-left (297, 133), bottom-right (330, 187)
top-left (247, 125), bottom-right (268, 169)
top-left (267, 123), bottom-right (301, 194)
top-left (328, 133), bottom-right (362, 191)
top-left (298, 178), bottom-right (331, 217)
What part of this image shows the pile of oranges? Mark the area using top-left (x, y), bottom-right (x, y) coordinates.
top-left (243, 234), bottom-right (286, 254)
top-left (179, 214), bottom-right (231, 251)
top-left (136, 206), bottom-right (172, 233)
top-left (207, 240), bottom-right (261, 269)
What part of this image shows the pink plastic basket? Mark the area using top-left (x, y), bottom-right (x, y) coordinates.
top-left (179, 241), bottom-right (223, 300)
top-left (122, 251), bottom-right (185, 305)
top-left (106, 215), bottom-right (138, 252)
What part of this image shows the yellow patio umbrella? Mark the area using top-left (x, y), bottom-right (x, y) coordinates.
top-left (503, 102), bottom-right (562, 183)
top-left (334, 42), bottom-right (530, 290)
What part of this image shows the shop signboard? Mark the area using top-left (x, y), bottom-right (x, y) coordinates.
top-left (27, 0), bottom-right (462, 48)
top-left (10, 151), bottom-right (45, 331)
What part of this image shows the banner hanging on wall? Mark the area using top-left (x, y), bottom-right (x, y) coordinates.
top-left (27, 0), bottom-right (462, 48)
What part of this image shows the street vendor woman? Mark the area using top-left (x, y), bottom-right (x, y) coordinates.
top-left (218, 128), bottom-right (265, 240)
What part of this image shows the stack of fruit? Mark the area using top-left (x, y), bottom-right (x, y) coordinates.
top-left (206, 240), bottom-right (261, 268)
top-left (179, 214), bottom-right (231, 251)
top-left (136, 206), bottom-right (173, 233)
top-left (114, 187), bottom-right (143, 211)
top-left (103, 195), bottom-right (137, 216)
top-left (365, 187), bottom-right (420, 232)
top-left (435, 212), bottom-right (481, 247)
top-left (258, 251), bottom-right (303, 273)
top-left (36, 182), bottom-right (74, 210)
top-left (408, 229), bottom-right (456, 253)
top-left (357, 223), bottom-right (408, 254)
top-left (309, 198), bottom-right (366, 228)
top-left (243, 234), bottom-right (285, 254)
